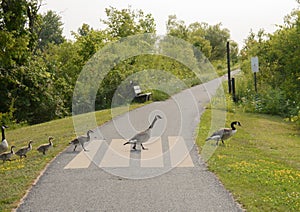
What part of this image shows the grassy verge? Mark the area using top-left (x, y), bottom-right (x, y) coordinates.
top-left (0, 104), bottom-right (143, 211)
top-left (196, 108), bottom-right (300, 211)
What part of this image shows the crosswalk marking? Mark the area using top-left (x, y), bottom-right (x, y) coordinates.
top-left (99, 139), bottom-right (131, 167)
top-left (141, 137), bottom-right (163, 167)
top-left (64, 136), bottom-right (194, 169)
top-left (64, 140), bottom-right (102, 169)
top-left (168, 136), bottom-right (194, 167)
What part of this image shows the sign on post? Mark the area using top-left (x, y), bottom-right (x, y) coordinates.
top-left (251, 56), bottom-right (259, 92)
top-left (251, 56), bottom-right (259, 73)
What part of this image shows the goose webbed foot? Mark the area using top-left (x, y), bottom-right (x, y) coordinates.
top-left (81, 144), bottom-right (87, 151)
top-left (132, 144), bottom-right (137, 151)
top-left (141, 144), bottom-right (148, 150)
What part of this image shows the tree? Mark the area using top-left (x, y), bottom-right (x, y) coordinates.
top-left (204, 23), bottom-right (230, 60)
top-left (239, 10), bottom-right (300, 118)
top-left (72, 24), bottom-right (106, 61)
top-left (0, 0), bottom-right (41, 118)
top-left (36, 10), bottom-right (65, 51)
top-left (187, 22), bottom-right (212, 58)
top-left (0, 0), bottom-right (68, 124)
top-left (101, 6), bottom-right (156, 38)
top-left (166, 17), bottom-right (236, 62)
top-left (229, 40), bottom-right (239, 64)
top-left (166, 15), bottom-right (188, 40)
top-left (1, 0), bottom-right (28, 34)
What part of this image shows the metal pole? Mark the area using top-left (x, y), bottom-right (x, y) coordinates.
top-left (254, 72), bottom-right (257, 93)
top-left (227, 41), bottom-right (231, 93)
top-left (232, 77), bottom-right (236, 102)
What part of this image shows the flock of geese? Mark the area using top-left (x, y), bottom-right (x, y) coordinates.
top-left (0, 125), bottom-right (55, 162)
top-left (0, 115), bottom-right (241, 163)
top-left (0, 124), bottom-right (95, 163)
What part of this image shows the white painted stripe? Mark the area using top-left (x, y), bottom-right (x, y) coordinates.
top-left (99, 139), bottom-right (131, 167)
top-left (140, 137), bottom-right (163, 167)
top-left (168, 136), bottom-right (194, 167)
top-left (64, 140), bottom-right (102, 169)
top-left (64, 137), bottom-right (194, 169)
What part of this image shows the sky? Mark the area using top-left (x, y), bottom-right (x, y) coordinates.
top-left (39, 0), bottom-right (299, 49)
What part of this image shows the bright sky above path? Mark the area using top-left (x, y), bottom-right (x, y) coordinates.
top-left (40, 0), bottom-right (299, 49)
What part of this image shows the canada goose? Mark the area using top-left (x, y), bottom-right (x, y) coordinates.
top-left (0, 145), bottom-right (15, 162)
top-left (124, 115), bottom-right (162, 150)
top-left (37, 137), bottom-right (54, 155)
top-left (0, 125), bottom-right (9, 154)
top-left (15, 140), bottom-right (33, 158)
top-left (206, 121), bottom-right (241, 145)
top-left (69, 130), bottom-right (93, 151)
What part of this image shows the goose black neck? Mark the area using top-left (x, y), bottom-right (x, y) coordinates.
top-left (87, 131), bottom-right (92, 139)
top-left (231, 122), bottom-right (237, 130)
top-left (1, 126), bottom-right (5, 141)
top-left (148, 117), bottom-right (158, 129)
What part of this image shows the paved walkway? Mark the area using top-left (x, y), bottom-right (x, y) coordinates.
top-left (17, 73), bottom-right (243, 211)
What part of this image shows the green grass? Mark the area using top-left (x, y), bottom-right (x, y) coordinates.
top-left (2, 92), bottom-right (299, 212)
top-left (197, 108), bottom-right (300, 211)
top-left (0, 104), bottom-right (144, 211)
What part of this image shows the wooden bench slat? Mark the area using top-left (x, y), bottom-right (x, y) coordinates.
top-left (133, 85), bottom-right (151, 102)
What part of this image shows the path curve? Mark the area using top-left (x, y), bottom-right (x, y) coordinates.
top-left (17, 71), bottom-right (243, 211)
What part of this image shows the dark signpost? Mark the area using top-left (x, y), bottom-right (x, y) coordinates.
top-left (251, 56), bottom-right (259, 92)
top-left (227, 41), bottom-right (231, 93)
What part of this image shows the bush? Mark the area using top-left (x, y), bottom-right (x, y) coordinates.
top-left (151, 90), bottom-right (170, 101)
top-left (233, 70), bottom-right (299, 120)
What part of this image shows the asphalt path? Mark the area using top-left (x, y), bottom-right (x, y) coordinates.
top-left (17, 71), bottom-right (243, 211)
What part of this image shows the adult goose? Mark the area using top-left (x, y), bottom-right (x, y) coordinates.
top-left (0, 125), bottom-right (9, 154)
top-left (37, 137), bottom-right (54, 155)
top-left (124, 115), bottom-right (162, 150)
top-left (0, 146), bottom-right (16, 162)
top-left (69, 130), bottom-right (93, 151)
top-left (206, 121), bottom-right (241, 145)
top-left (15, 140), bottom-right (33, 158)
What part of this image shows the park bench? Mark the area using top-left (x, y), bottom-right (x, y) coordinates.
top-left (133, 85), bottom-right (152, 102)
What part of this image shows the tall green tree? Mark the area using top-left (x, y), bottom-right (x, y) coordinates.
top-left (204, 23), bottom-right (230, 60)
top-left (187, 22), bottom-right (212, 58)
top-left (101, 6), bottom-right (156, 38)
top-left (240, 10), bottom-right (300, 118)
top-left (166, 15), bottom-right (188, 40)
top-left (72, 24), bottom-right (106, 61)
top-left (36, 10), bottom-right (65, 51)
top-left (166, 16), bottom-right (237, 62)
top-left (0, 0), bottom-right (68, 124)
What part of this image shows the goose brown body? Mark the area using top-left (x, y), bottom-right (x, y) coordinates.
top-left (16, 140), bottom-right (33, 158)
top-left (0, 146), bottom-right (15, 162)
top-left (37, 137), bottom-right (54, 155)
top-left (69, 130), bottom-right (93, 151)
top-left (123, 115), bottom-right (162, 150)
top-left (206, 121), bottom-right (241, 145)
